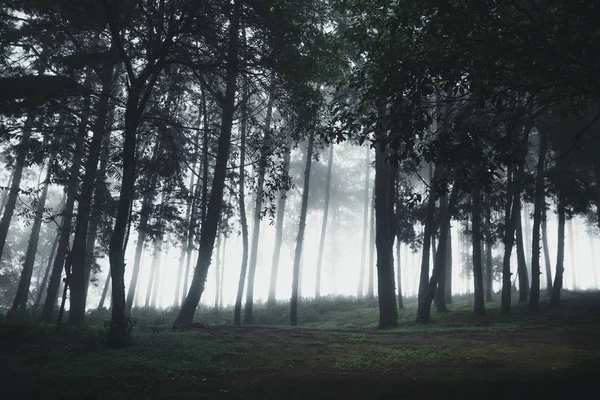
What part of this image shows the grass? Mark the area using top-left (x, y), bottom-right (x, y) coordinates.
top-left (1, 290), bottom-right (599, 399)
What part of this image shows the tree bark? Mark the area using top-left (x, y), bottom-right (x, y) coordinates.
top-left (418, 165), bottom-right (441, 302)
top-left (0, 113), bottom-right (34, 261)
top-left (485, 205), bottom-right (493, 302)
top-left (501, 164), bottom-right (517, 313)
top-left (290, 132), bottom-right (314, 326)
top-left (548, 193), bottom-right (565, 308)
top-left (529, 130), bottom-right (546, 312)
top-left (515, 195), bottom-right (529, 303)
top-left (358, 146), bottom-right (370, 297)
top-left (68, 59), bottom-right (114, 326)
top-left (12, 157), bottom-right (52, 311)
top-left (316, 145), bottom-right (334, 299)
top-left (472, 187), bottom-right (486, 317)
top-left (174, 1), bottom-right (241, 326)
top-left (244, 96), bottom-right (274, 324)
top-left (541, 207), bottom-right (553, 293)
top-left (267, 139), bottom-right (291, 304)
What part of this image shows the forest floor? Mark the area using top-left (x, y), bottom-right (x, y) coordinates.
top-left (2, 291), bottom-right (600, 399)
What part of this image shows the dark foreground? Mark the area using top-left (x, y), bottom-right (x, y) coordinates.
top-left (1, 293), bottom-right (599, 399)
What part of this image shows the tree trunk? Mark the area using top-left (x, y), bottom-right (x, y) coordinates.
top-left (472, 187), bottom-right (486, 317)
top-left (396, 239), bottom-right (403, 309)
top-left (529, 130), bottom-right (546, 312)
top-left (290, 132), bottom-right (314, 326)
top-left (548, 193), bottom-right (565, 308)
top-left (68, 60), bottom-right (114, 326)
top-left (175, 171), bottom-right (195, 306)
top-left (33, 224), bottom-right (61, 309)
top-left (0, 113), bottom-right (34, 261)
top-left (485, 205), bottom-right (493, 302)
top-left (567, 219), bottom-right (577, 290)
top-left (542, 207), bottom-right (553, 293)
top-left (150, 236), bottom-right (163, 309)
top-left (367, 187), bottom-right (375, 299)
top-left (316, 145), bottom-right (334, 299)
top-left (214, 233), bottom-right (221, 310)
top-left (501, 164), bottom-right (517, 313)
top-left (174, 1), bottom-right (241, 326)
top-left (436, 223), bottom-right (452, 311)
top-left (358, 146), bottom-right (370, 297)
top-left (523, 202), bottom-right (532, 284)
top-left (515, 195), bottom-right (529, 303)
top-left (444, 226), bottom-right (453, 305)
top-left (418, 165), bottom-right (441, 302)
top-left (125, 146), bottom-right (160, 313)
top-left (98, 272), bottom-right (111, 310)
top-left (234, 75), bottom-right (250, 326)
top-left (244, 97), bottom-right (273, 324)
top-left (219, 235), bottom-right (227, 308)
top-left (418, 184), bottom-right (460, 322)
top-left (267, 139), bottom-right (291, 304)
top-left (12, 157), bottom-right (52, 311)
top-left (0, 170), bottom-right (14, 213)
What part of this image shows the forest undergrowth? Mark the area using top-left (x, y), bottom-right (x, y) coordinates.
top-left (1, 291), bottom-right (599, 399)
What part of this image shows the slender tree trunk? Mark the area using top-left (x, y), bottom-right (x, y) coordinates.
top-left (529, 129), bottom-right (546, 312)
top-left (417, 184), bottom-right (460, 322)
top-left (548, 193), bottom-right (565, 308)
top-left (437, 224), bottom-right (453, 310)
top-left (418, 165), bottom-right (441, 302)
top-left (176, 172), bottom-right (195, 306)
top-left (0, 114), bottom-right (34, 261)
top-left (214, 233), bottom-right (221, 310)
top-left (219, 235), bottom-right (227, 308)
top-left (0, 170), bottom-right (14, 214)
top-left (316, 145), bottom-right (334, 299)
top-left (234, 76), bottom-right (250, 326)
top-left (125, 148), bottom-right (160, 313)
top-left (523, 202), bottom-right (532, 284)
top-left (501, 164), bottom-right (517, 313)
top-left (485, 205), bottom-right (493, 301)
top-left (174, 2), bottom-right (241, 326)
top-left (182, 162), bottom-right (202, 305)
top-left (244, 97), bottom-right (273, 324)
top-left (396, 238), bottom-right (403, 309)
top-left (98, 273), bottom-right (111, 310)
top-left (68, 60), bottom-right (114, 326)
top-left (472, 187), bottom-right (486, 317)
top-left (542, 208), bottom-right (553, 293)
top-left (515, 195), bottom-right (529, 303)
top-left (567, 219), bottom-right (577, 290)
top-left (12, 157), bottom-right (52, 310)
top-left (33, 225), bottom-right (61, 309)
top-left (367, 188), bottom-right (375, 299)
top-left (150, 236), bottom-right (163, 309)
top-left (290, 132), bottom-right (314, 326)
top-left (358, 146), bottom-right (370, 297)
top-left (267, 139), bottom-right (291, 304)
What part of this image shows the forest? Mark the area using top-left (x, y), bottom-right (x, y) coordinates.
top-left (1, 0), bottom-right (599, 399)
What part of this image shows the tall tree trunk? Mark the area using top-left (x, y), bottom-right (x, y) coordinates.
top-left (396, 239), bottom-right (403, 309)
top-left (529, 130), bottom-right (546, 312)
top-left (290, 132), bottom-right (314, 326)
top-left (374, 143), bottom-right (398, 328)
top-left (567, 219), bottom-right (577, 290)
top-left (42, 112), bottom-right (88, 322)
top-left (244, 97), bottom-right (273, 324)
top-left (174, 1), bottom-right (241, 326)
top-left (541, 208), bottom-right (553, 293)
top-left (234, 76), bottom-right (250, 326)
top-left (33, 225), bottom-right (61, 309)
top-left (0, 170), bottom-right (14, 214)
top-left (367, 188), bottom-right (375, 299)
top-left (98, 272), bottom-right (111, 310)
top-left (214, 233), bottom-right (221, 310)
top-left (485, 205), bottom-right (493, 301)
top-left (417, 184), bottom-right (460, 322)
top-left (182, 161), bottom-right (202, 305)
top-left (523, 202), bottom-right (532, 284)
top-left (418, 165), bottom-right (441, 302)
top-left (150, 236), bottom-right (163, 309)
top-left (12, 157), bottom-right (52, 310)
top-left (515, 195), bottom-right (529, 303)
top-left (437, 223), bottom-right (453, 311)
top-left (219, 235), bottom-right (227, 308)
top-left (0, 113), bottom-right (34, 261)
top-left (175, 171), bottom-right (195, 306)
top-left (316, 145), bottom-right (334, 299)
top-left (125, 146), bottom-right (160, 313)
top-left (68, 60), bottom-right (114, 326)
top-left (358, 146), bottom-right (370, 297)
top-left (267, 139), bottom-right (291, 304)
top-left (472, 187), bottom-right (486, 317)
top-left (501, 164), bottom-right (517, 313)
top-left (548, 193), bottom-right (565, 308)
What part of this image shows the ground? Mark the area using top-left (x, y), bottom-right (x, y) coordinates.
top-left (1, 292), bottom-right (599, 399)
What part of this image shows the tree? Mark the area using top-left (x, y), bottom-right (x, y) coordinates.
top-left (315, 144), bottom-right (334, 299)
top-left (529, 130), bottom-right (547, 312)
top-left (357, 146), bottom-right (370, 297)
